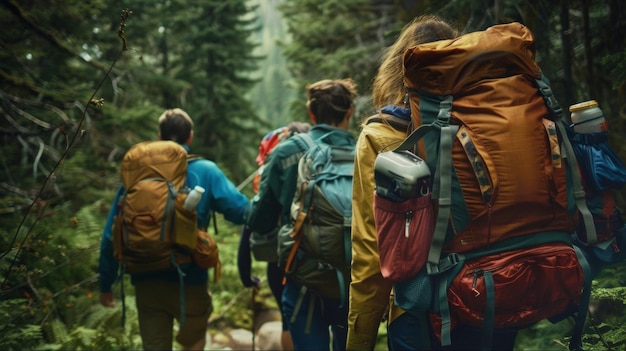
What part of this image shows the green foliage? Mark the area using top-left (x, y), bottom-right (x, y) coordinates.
top-left (245, 0), bottom-right (300, 129)
top-left (602, 51), bottom-right (626, 89)
top-left (278, 0), bottom-right (389, 118)
top-left (206, 218), bottom-right (269, 330)
top-left (579, 285), bottom-right (626, 351)
top-left (515, 276), bottom-right (626, 351)
top-left (36, 295), bottom-right (142, 351)
top-left (0, 299), bottom-right (45, 351)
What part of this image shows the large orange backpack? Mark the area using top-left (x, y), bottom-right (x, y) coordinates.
top-left (382, 22), bottom-right (598, 349)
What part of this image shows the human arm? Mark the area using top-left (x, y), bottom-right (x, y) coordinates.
top-left (237, 225), bottom-right (261, 288)
top-left (187, 159), bottom-right (249, 227)
top-left (244, 151), bottom-right (283, 233)
top-left (346, 125), bottom-right (401, 350)
top-left (244, 138), bottom-right (307, 233)
top-left (98, 186), bottom-right (124, 307)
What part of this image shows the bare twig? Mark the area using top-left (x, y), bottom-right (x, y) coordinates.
top-left (1, 8), bottom-right (134, 289)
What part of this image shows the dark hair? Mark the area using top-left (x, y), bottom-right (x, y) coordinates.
top-left (306, 78), bottom-right (358, 125)
top-left (158, 108), bottom-right (193, 144)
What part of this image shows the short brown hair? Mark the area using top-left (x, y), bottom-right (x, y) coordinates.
top-left (158, 108), bottom-right (193, 144)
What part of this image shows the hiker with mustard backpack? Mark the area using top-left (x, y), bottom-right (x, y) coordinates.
top-left (245, 78), bottom-right (357, 351)
top-left (98, 108), bottom-right (249, 351)
top-left (347, 15), bottom-right (458, 351)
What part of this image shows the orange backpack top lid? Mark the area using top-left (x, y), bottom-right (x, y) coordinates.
top-left (403, 22), bottom-right (540, 96)
top-left (121, 140), bottom-right (188, 190)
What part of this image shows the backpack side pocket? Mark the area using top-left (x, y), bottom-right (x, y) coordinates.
top-left (374, 193), bottom-right (435, 282)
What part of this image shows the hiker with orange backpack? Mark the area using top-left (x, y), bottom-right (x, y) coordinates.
top-left (237, 121), bottom-right (310, 350)
top-left (99, 108), bottom-right (249, 350)
top-left (361, 21), bottom-right (604, 351)
top-left (347, 15), bottom-right (459, 351)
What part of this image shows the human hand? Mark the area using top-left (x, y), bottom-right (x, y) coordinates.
top-left (242, 276), bottom-right (261, 289)
top-left (100, 292), bottom-right (115, 307)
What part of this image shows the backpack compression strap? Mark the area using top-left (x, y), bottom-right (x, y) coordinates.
top-left (426, 97), bottom-right (459, 347)
top-left (280, 134), bottom-right (316, 285)
top-left (281, 181), bottom-right (315, 285)
top-left (557, 120), bottom-right (597, 245)
top-left (391, 94), bottom-right (460, 346)
top-left (534, 77), bottom-right (596, 245)
top-left (394, 95), bottom-right (458, 276)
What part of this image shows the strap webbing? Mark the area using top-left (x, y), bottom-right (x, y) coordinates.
top-left (570, 245), bottom-right (593, 351)
top-left (427, 124), bottom-right (456, 275)
top-left (482, 271), bottom-right (495, 351)
top-left (336, 269), bottom-right (346, 308)
top-left (282, 182), bottom-right (314, 285)
top-left (164, 181), bottom-right (177, 240)
top-left (174, 253), bottom-right (187, 327)
top-left (290, 285), bottom-right (308, 324)
top-left (305, 292), bottom-right (316, 334)
top-left (534, 77), bottom-right (596, 245)
top-left (338, 223), bottom-right (351, 309)
top-left (557, 121), bottom-right (597, 245)
top-left (388, 95), bottom-right (455, 275)
top-left (438, 275), bottom-right (452, 346)
top-left (458, 126), bottom-right (492, 203)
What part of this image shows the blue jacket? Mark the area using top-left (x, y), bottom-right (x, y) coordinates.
top-left (99, 145), bottom-right (249, 292)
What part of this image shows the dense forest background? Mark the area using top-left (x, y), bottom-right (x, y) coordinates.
top-left (1, 0), bottom-right (625, 350)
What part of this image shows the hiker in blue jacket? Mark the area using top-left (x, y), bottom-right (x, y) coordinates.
top-left (98, 108), bottom-right (248, 351)
top-left (244, 78), bottom-right (357, 351)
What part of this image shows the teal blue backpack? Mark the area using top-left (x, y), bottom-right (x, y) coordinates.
top-left (278, 131), bottom-right (355, 315)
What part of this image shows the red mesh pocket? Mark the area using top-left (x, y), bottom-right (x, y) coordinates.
top-left (374, 194), bottom-right (434, 282)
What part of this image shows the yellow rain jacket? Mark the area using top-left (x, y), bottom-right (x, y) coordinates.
top-left (347, 112), bottom-right (410, 350)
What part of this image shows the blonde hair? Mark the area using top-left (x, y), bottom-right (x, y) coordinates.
top-left (371, 15), bottom-right (457, 110)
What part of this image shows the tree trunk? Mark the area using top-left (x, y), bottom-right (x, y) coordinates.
top-left (581, 0), bottom-right (595, 97)
top-left (559, 0), bottom-right (574, 108)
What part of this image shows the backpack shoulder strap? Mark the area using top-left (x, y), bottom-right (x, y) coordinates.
top-left (393, 96), bottom-right (453, 152)
top-left (290, 133), bottom-right (315, 153)
top-left (187, 154), bottom-right (203, 163)
top-left (366, 113), bottom-right (413, 133)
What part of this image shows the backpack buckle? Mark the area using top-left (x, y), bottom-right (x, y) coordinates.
top-left (536, 79), bottom-right (563, 118)
top-left (427, 253), bottom-right (462, 275)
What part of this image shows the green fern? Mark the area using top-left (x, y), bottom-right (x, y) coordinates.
top-left (580, 286), bottom-right (626, 351)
